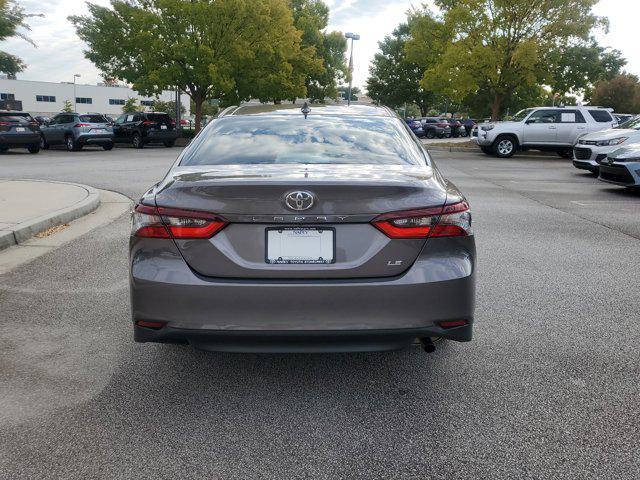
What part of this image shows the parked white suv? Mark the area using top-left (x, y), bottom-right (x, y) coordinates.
top-left (473, 106), bottom-right (617, 158)
top-left (573, 115), bottom-right (640, 173)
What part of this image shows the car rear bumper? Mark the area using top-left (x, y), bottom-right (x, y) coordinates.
top-left (130, 236), bottom-right (476, 351)
top-left (0, 133), bottom-right (40, 146)
top-left (145, 130), bottom-right (178, 142)
top-left (77, 133), bottom-right (114, 145)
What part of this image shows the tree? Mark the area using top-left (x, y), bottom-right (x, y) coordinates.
top-left (62, 100), bottom-right (73, 113)
top-left (190, 98), bottom-right (219, 118)
top-left (70, 0), bottom-right (310, 131)
top-left (290, 1), bottom-right (347, 102)
top-left (337, 85), bottom-right (360, 101)
top-left (547, 41), bottom-right (626, 98)
top-left (590, 75), bottom-right (640, 114)
top-left (122, 98), bottom-right (138, 113)
top-left (152, 99), bottom-right (186, 120)
top-left (368, 22), bottom-right (440, 116)
top-left (411, 0), bottom-right (605, 120)
top-left (0, 0), bottom-right (41, 75)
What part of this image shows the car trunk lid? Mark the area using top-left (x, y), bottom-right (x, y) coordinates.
top-left (153, 164), bottom-right (447, 279)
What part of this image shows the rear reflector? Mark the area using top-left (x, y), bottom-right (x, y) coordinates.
top-left (136, 320), bottom-right (166, 329)
top-left (74, 123), bottom-right (91, 127)
top-left (439, 320), bottom-right (468, 329)
top-left (132, 204), bottom-right (227, 239)
top-left (372, 201), bottom-right (472, 239)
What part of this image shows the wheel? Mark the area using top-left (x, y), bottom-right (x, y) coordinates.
top-left (66, 135), bottom-right (80, 151)
top-left (444, 132), bottom-right (452, 138)
top-left (163, 140), bottom-right (175, 148)
top-left (132, 133), bottom-right (144, 149)
top-left (102, 143), bottom-right (114, 151)
top-left (425, 129), bottom-right (435, 139)
top-left (557, 149), bottom-right (573, 159)
top-left (480, 146), bottom-right (493, 155)
top-left (493, 135), bottom-right (517, 158)
top-left (0, 146), bottom-right (8, 153)
top-left (459, 129), bottom-right (468, 138)
top-left (40, 135), bottom-right (49, 150)
top-left (28, 144), bottom-right (40, 154)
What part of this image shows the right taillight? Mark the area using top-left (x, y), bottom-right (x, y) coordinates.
top-left (132, 204), bottom-right (227, 239)
top-left (372, 201), bottom-right (472, 239)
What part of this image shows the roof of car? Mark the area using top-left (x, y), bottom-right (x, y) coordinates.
top-left (222, 103), bottom-right (394, 118)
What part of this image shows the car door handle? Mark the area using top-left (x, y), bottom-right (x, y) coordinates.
top-left (549, 126), bottom-right (557, 129)
top-left (577, 126), bottom-right (586, 129)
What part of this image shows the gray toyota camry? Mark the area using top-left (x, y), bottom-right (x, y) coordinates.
top-left (130, 104), bottom-right (476, 353)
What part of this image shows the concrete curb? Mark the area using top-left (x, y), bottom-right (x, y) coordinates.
top-left (0, 180), bottom-right (100, 250)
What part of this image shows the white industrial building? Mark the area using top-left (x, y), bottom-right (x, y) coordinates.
top-left (0, 77), bottom-right (190, 117)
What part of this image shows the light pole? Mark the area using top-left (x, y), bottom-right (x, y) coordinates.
top-left (73, 74), bottom-right (81, 112)
top-left (344, 32), bottom-right (360, 106)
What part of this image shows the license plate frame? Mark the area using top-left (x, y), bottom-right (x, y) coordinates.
top-left (265, 227), bottom-right (336, 265)
top-left (15, 127), bottom-right (25, 132)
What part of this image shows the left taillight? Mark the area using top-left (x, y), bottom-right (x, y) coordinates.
top-left (132, 204), bottom-right (227, 239)
top-left (372, 201), bottom-right (472, 239)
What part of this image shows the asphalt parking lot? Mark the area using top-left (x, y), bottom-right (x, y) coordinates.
top-left (1, 146), bottom-right (639, 479)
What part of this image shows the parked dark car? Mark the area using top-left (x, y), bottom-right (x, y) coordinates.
top-left (421, 117), bottom-right (452, 139)
top-left (40, 112), bottom-right (114, 151)
top-left (113, 111), bottom-right (178, 148)
top-left (405, 119), bottom-right (425, 137)
top-left (34, 115), bottom-right (50, 126)
top-left (447, 118), bottom-right (464, 137)
top-left (0, 111), bottom-right (41, 154)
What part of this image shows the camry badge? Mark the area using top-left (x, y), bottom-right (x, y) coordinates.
top-left (285, 191), bottom-right (315, 211)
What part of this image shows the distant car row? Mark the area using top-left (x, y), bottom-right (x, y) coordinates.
top-left (0, 110), bottom-right (179, 153)
top-left (467, 105), bottom-right (639, 189)
top-left (406, 117), bottom-right (476, 139)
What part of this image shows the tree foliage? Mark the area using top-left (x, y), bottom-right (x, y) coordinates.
top-left (70, 0), bottom-right (313, 131)
top-left (590, 75), bottom-right (640, 114)
top-left (122, 98), bottom-right (138, 114)
top-left (0, 0), bottom-right (41, 75)
top-left (409, 0), bottom-right (605, 120)
top-left (290, 0), bottom-right (347, 102)
top-left (367, 23), bottom-right (438, 117)
top-left (152, 99), bottom-right (186, 119)
top-left (62, 100), bottom-right (73, 113)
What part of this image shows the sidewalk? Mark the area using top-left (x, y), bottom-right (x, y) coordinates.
top-left (0, 179), bottom-right (100, 250)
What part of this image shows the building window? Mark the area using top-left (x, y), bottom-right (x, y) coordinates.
top-left (36, 95), bottom-right (56, 102)
top-left (140, 100), bottom-right (154, 107)
top-left (109, 99), bottom-right (126, 105)
top-left (0, 93), bottom-right (15, 100)
top-left (76, 97), bottom-right (92, 104)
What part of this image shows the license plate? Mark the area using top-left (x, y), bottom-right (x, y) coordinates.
top-left (160, 125), bottom-right (167, 130)
top-left (92, 129), bottom-right (107, 133)
top-left (16, 127), bottom-right (25, 132)
top-left (266, 227), bottom-right (335, 264)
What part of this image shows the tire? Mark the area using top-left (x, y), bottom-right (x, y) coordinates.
top-left (102, 143), bottom-right (114, 151)
top-left (480, 146), bottom-right (493, 155)
top-left (425, 129), bottom-right (435, 139)
top-left (163, 140), bottom-right (175, 148)
top-left (493, 135), bottom-right (517, 158)
top-left (132, 133), bottom-right (144, 149)
top-left (557, 149), bottom-right (573, 159)
top-left (0, 146), bottom-right (8, 153)
top-left (40, 135), bottom-right (49, 150)
top-left (28, 144), bottom-right (40, 154)
top-left (66, 135), bottom-right (80, 151)
top-left (459, 129), bottom-right (468, 138)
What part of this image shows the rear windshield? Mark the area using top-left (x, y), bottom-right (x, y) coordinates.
top-left (181, 115), bottom-right (426, 166)
top-left (589, 110), bottom-right (613, 123)
top-left (79, 114), bottom-right (107, 123)
top-left (0, 115), bottom-right (30, 123)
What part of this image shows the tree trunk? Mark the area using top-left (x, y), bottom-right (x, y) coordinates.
top-left (491, 94), bottom-right (502, 121)
top-left (193, 93), bottom-right (203, 133)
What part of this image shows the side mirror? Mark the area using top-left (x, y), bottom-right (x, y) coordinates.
top-left (525, 119), bottom-right (534, 124)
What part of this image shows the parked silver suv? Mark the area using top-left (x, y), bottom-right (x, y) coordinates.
top-left (40, 112), bottom-right (114, 151)
top-left (473, 106), bottom-right (617, 158)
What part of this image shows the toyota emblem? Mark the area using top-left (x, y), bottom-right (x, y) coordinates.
top-left (285, 191), bottom-right (315, 211)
